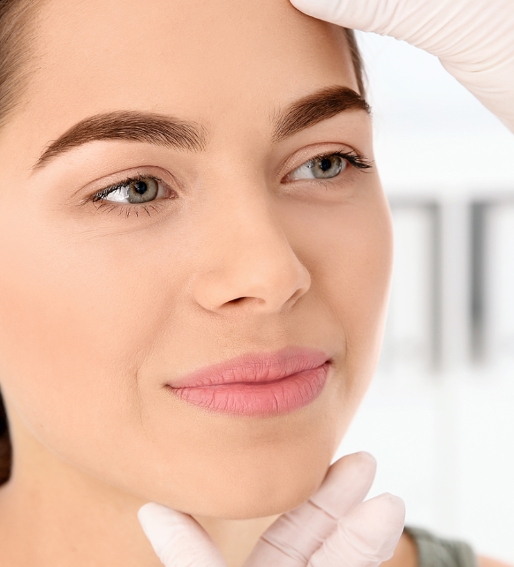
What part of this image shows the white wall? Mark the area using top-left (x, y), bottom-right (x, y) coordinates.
top-left (333, 32), bottom-right (514, 564)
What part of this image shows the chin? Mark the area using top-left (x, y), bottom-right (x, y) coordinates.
top-left (213, 491), bottom-right (316, 520)
top-left (125, 402), bottom-right (342, 520)
top-left (171, 465), bottom-right (328, 521)
top-left (185, 495), bottom-right (315, 521)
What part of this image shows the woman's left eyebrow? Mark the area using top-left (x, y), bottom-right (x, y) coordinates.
top-left (32, 85), bottom-right (369, 170)
top-left (271, 85), bottom-right (370, 143)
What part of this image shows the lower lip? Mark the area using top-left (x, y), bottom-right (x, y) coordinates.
top-left (169, 362), bottom-right (331, 417)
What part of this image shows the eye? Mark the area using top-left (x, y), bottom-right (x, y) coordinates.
top-left (288, 154), bottom-right (346, 181)
top-left (284, 151), bottom-right (372, 183)
top-left (92, 175), bottom-right (167, 205)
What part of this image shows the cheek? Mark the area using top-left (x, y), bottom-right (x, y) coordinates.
top-left (337, 203), bottom-right (393, 395)
top-left (285, 183), bottom-right (394, 395)
top-left (0, 203), bottom-right (186, 460)
top-left (311, 192), bottom-right (393, 439)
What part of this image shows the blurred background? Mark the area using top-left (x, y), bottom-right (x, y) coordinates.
top-left (333, 32), bottom-right (514, 563)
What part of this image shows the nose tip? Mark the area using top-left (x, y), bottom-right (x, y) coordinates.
top-left (192, 220), bottom-right (312, 314)
top-left (194, 253), bottom-right (311, 314)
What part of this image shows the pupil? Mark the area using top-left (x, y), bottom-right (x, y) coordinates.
top-left (320, 158), bottom-right (333, 172)
top-left (133, 181), bottom-right (148, 194)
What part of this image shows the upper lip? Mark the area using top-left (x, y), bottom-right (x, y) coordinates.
top-left (168, 346), bottom-right (331, 388)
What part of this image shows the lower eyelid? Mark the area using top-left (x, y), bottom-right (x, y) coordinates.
top-left (91, 199), bottom-right (168, 218)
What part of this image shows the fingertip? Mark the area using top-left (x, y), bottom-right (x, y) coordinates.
top-left (353, 450), bottom-right (378, 471)
top-left (308, 452), bottom-right (378, 519)
top-left (137, 502), bottom-right (228, 566)
top-left (374, 492), bottom-right (407, 524)
top-left (330, 451), bottom-right (377, 479)
top-left (137, 502), bottom-right (163, 531)
top-left (289, 0), bottom-right (314, 12)
top-left (343, 492), bottom-right (406, 554)
top-left (137, 502), bottom-right (175, 530)
top-left (356, 450), bottom-right (377, 465)
top-left (137, 502), bottom-right (194, 557)
top-left (289, 0), bottom-right (348, 23)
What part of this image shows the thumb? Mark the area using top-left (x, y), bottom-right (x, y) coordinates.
top-left (138, 503), bottom-right (228, 567)
top-left (309, 492), bottom-right (406, 567)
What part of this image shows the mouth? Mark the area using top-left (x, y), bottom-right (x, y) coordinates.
top-left (165, 346), bottom-right (332, 417)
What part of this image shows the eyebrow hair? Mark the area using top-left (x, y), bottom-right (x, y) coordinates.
top-left (272, 85), bottom-right (370, 143)
top-left (34, 111), bottom-right (207, 169)
top-left (33, 86), bottom-right (369, 170)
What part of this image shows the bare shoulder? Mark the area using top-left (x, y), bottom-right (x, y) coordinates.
top-left (477, 556), bottom-right (514, 567)
top-left (381, 531), bottom-right (418, 567)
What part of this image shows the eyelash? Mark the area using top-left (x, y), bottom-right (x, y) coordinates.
top-left (91, 173), bottom-right (153, 202)
top-left (305, 149), bottom-right (372, 172)
top-left (87, 150), bottom-right (372, 218)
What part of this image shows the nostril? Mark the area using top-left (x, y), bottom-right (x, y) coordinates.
top-left (225, 296), bottom-right (265, 308)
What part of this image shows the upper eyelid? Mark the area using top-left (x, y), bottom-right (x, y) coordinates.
top-left (297, 151), bottom-right (346, 166)
top-left (301, 149), bottom-right (368, 164)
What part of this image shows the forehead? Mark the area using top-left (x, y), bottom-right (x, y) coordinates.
top-left (27, 0), bottom-right (356, 125)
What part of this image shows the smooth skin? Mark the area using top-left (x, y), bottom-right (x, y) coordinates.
top-left (0, 0), bottom-right (400, 565)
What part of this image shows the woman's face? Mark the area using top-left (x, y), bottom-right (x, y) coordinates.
top-left (0, 0), bottom-right (393, 518)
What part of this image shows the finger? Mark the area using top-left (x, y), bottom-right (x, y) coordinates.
top-left (309, 493), bottom-right (406, 567)
top-left (244, 452), bottom-right (376, 567)
top-left (289, 0), bottom-right (392, 33)
top-left (289, 0), bottom-right (432, 43)
top-left (309, 452), bottom-right (377, 518)
top-left (289, 0), bottom-right (487, 55)
top-left (138, 503), bottom-right (227, 567)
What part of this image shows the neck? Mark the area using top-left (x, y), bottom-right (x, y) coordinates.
top-left (193, 514), bottom-right (280, 567)
top-left (0, 427), bottom-right (279, 567)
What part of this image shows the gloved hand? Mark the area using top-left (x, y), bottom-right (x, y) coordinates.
top-left (138, 452), bottom-right (405, 567)
top-left (289, 0), bottom-right (514, 133)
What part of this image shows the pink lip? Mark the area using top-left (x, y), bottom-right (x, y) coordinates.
top-left (166, 346), bottom-right (332, 416)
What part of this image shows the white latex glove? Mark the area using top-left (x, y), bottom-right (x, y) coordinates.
top-left (138, 502), bottom-right (228, 566)
top-left (138, 452), bottom-right (405, 567)
top-left (290, 0), bottom-right (514, 133)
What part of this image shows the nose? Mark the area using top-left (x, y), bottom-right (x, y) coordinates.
top-left (192, 193), bottom-right (311, 314)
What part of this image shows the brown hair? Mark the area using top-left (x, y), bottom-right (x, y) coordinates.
top-left (0, 6), bottom-right (366, 486)
top-left (0, 393), bottom-right (9, 485)
top-left (344, 28), bottom-right (367, 98)
top-left (0, 0), bottom-right (42, 128)
top-left (0, 0), bottom-right (42, 486)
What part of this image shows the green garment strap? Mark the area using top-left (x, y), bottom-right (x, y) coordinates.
top-left (404, 526), bottom-right (479, 567)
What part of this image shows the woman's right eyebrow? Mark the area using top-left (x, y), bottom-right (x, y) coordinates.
top-left (31, 85), bottom-right (369, 171)
top-left (32, 111), bottom-right (208, 170)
